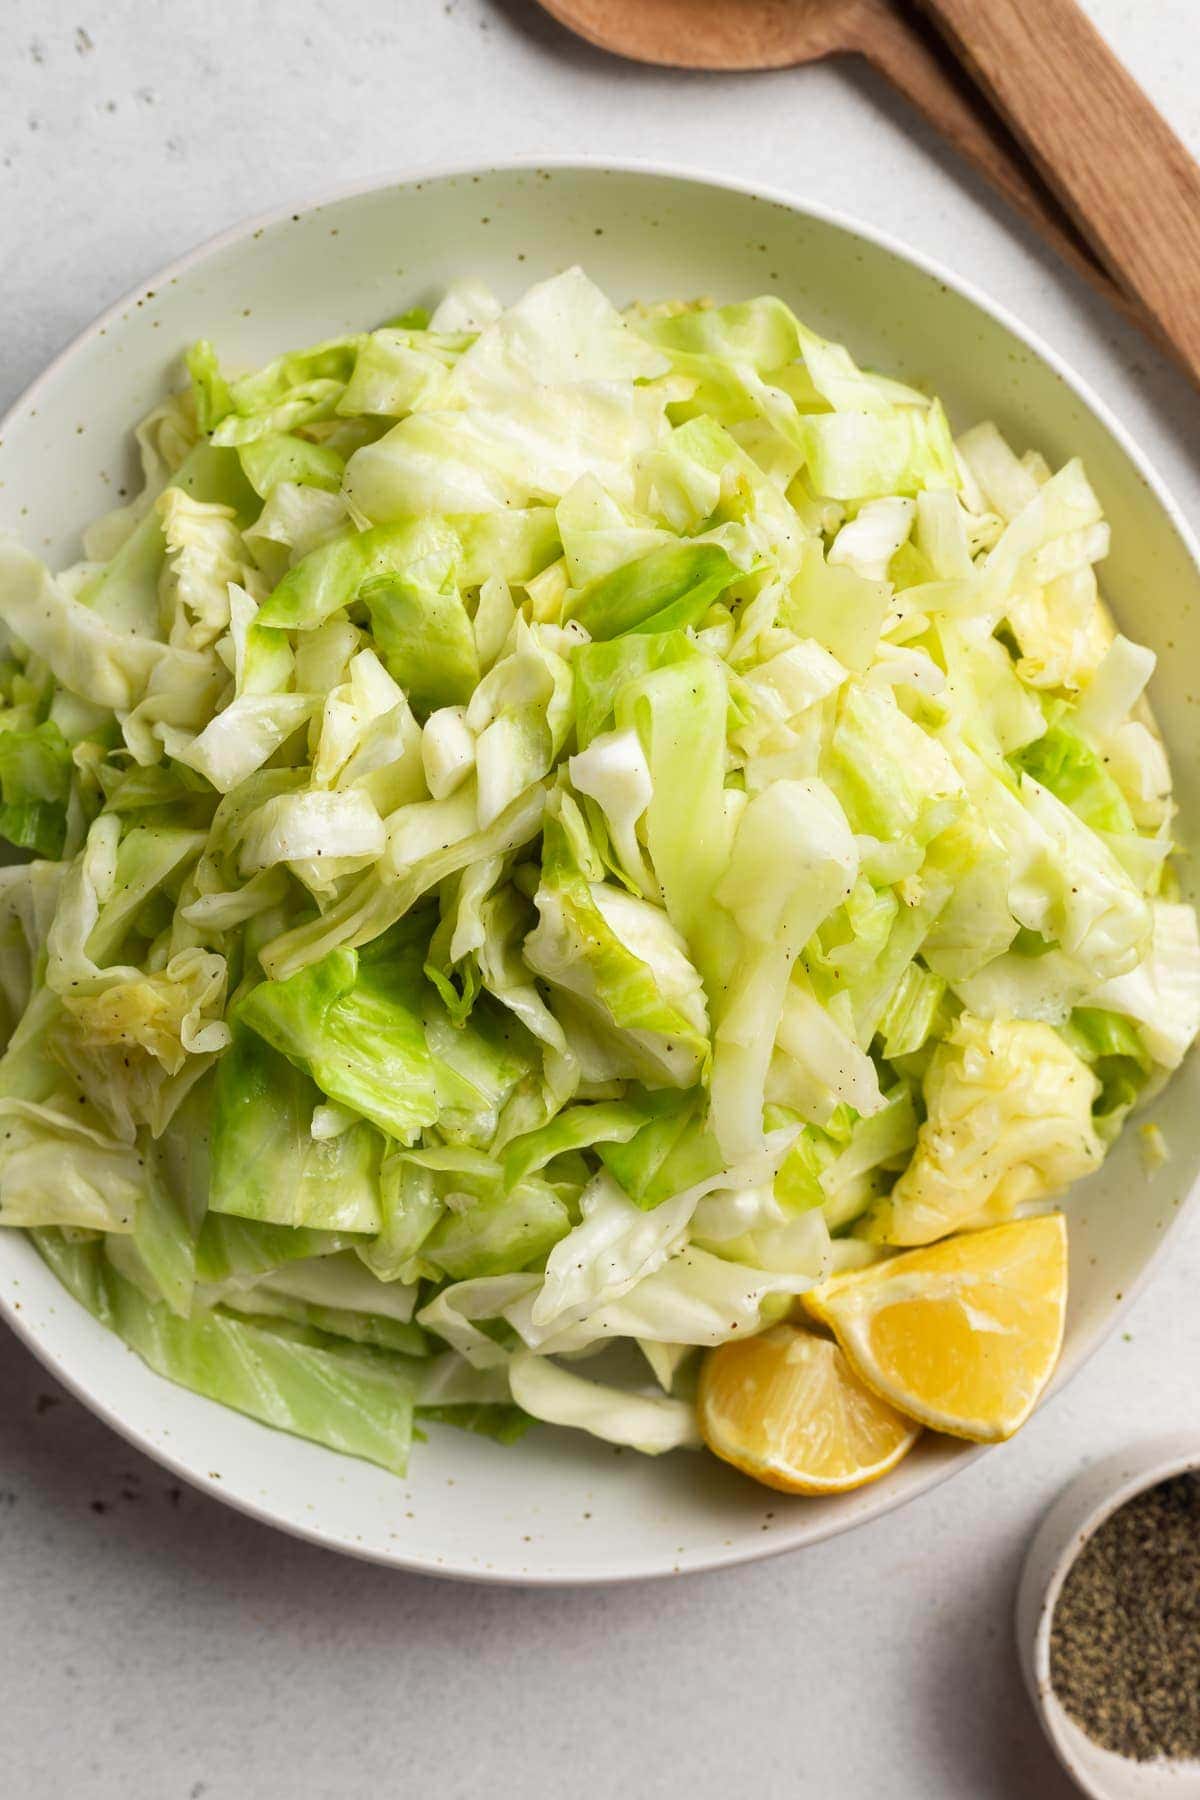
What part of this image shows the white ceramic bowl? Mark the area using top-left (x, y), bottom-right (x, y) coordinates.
top-left (2, 160), bottom-right (1199, 1584)
top-left (1016, 1435), bottom-right (1200, 1799)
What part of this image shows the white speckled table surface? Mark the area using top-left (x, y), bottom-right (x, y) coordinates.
top-left (2, 4), bottom-right (1198, 1796)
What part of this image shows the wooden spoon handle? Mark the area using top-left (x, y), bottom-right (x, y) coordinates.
top-left (853, 3), bottom-right (1142, 331)
top-left (912, 0), bottom-right (1200, 384)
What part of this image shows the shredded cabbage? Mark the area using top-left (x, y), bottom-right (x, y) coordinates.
top-left (1, 269), bottom-right (1194, 1477)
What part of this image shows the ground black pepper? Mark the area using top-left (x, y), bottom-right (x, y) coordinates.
top-left (1049, 1473), bottom-right (1200, 1762)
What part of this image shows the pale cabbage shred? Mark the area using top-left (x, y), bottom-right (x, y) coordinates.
top-left (0, 269), bottom-right (1196, 1474)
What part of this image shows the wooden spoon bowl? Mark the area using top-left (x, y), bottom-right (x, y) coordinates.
top-left (538, 0), bottom-right (864, 69)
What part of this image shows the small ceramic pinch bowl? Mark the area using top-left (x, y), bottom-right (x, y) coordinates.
top-left (1017, 1434), bottom-right (1200, 1799)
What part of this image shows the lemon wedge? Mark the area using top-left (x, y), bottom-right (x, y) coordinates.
top-left (802, 1213), bottom-right (1068, 1443)
top-left (698, 1324), bottom-right (921, 1495)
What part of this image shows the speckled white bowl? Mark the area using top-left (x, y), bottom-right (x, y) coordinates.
top-left (2, 160), bottom-right (1199, 1583)
top-left (1017, 1436), bottom-right (1200, 1799)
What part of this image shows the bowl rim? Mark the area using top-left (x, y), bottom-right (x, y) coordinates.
top-left (2, 153), bottom-right (1199, 1585)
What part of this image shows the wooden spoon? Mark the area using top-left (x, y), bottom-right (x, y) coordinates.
top-left (534, 0), bottom-right (1181, 362)
top-left (915, 0), bottom-right (1200, 385)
